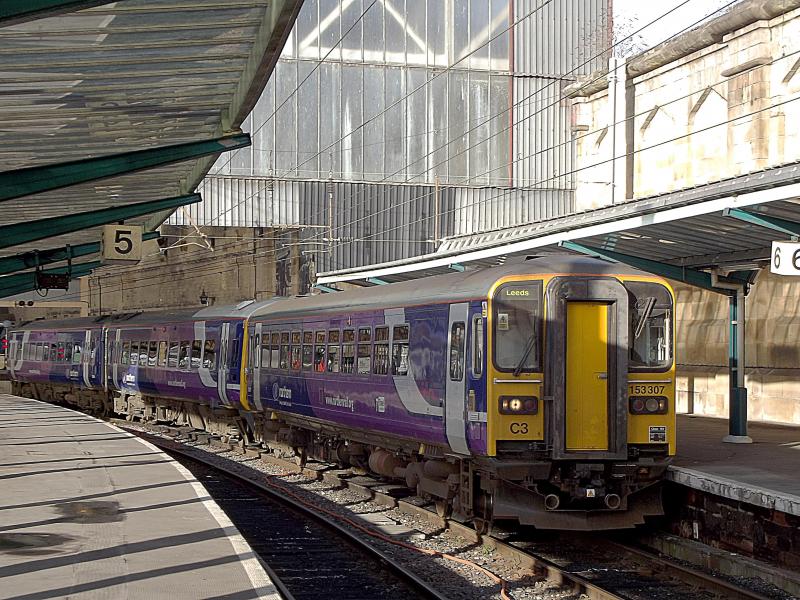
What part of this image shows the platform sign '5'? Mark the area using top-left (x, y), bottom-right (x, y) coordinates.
top-left (102, 225), bottom-right (143, 264)
top-left (771, 241), bottom-right (800, 276)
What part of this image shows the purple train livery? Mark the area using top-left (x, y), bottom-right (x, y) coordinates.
top-left (8, 257), bottom-right (677, 530)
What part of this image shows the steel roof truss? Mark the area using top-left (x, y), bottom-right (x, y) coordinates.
top-left (0, 194), bottom-right (200, 251)
top-left (559, 241), bottom-right (746, 295)
top-left (723, 208), bottom-right (800, 240)
top-left (0, 232), bottom-right (159, 277)
top-left (0, 133), bottom-right (250, 203)
top-left (0, 261), bottom-right (100, 299)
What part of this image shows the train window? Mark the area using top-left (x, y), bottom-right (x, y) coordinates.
top-left (167, 342), bottom-right (179, 368)
top-left (327, 344), bottom-right (340, 373)
top-left (157, 341), bottom-right (168, 367)
top-left (290, 331), bottom-right (301, 370)
top-left (302, 344), bottom-right (313, 371)
top-left (129, 342), bottom-right (138, 365)
top-left (328, 330), bottom-right (340, 344)
top-left (51, 343), bottom-right (58, 362)
top-left (90, 339), bottom-right (97, 362)
top-left (121, 342), bottom-right (130, 365)
top-left (139, 342), bottom-right (148, 366)
top-left (270, 332), bottom-right (280, 368)
top-left (357, 327), bottom-right (372, 374)
top-left (373, 327), bottom-right (389, 375)
top-left (42, 343), bottom-right (50, 362)
top-left (251, 334), bottom-right (260, 368)
top-left (64, 341), bottom-right (72, 363)
top-left (391, 325), bottom-right (410, 376)
top-left (493, 283), bottom-right (542, 373)
top-left (260, 337), bottom-right (270, 370)
top-left (204, 340), bottom-right (217, 370)
top-left (449, 322), bottom-right (466, 381)
top-left (303, 331), bottom-right (313, 344)
top-left (626, 282), bottom-right (673, 372)
top-left (191, 340), bottom-right (202, 369)
top-left (280, 332), bottom-right (290, 369)
top-left (342, 329), bottom-right (355, 374)
top-left (73, 343), bottom-right (82, 364)
top-left (471, 316), bottom-right (484, 378)
top-left (148, 341), bottom-right (158, 367)
top-left (314, 331), bottom-right (326, 373)
top-left (57, 342), bottom-right (66, 363)
top-left (179, 341), bottom-right (191, 369)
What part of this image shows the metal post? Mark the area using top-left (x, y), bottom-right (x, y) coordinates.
top-left (723, 288), bottom-right (752, 443)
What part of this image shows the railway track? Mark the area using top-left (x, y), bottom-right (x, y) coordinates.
top-left (145, 434), bottom-right (447, 600)
top-left (122, 421), bottom-right (790, 600)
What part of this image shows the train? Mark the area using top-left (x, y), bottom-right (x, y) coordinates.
top-left (5, 256), bottom-right (676, 531)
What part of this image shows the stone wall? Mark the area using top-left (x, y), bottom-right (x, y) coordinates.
top-left (571, 7), bottom-right (800, 209)
top-left (84, 225), bottom-right (301, 315)
top-left (673, 268), bottom-right (800, 425)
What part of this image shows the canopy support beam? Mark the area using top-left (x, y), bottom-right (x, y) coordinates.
top-left (723, 208), bottom-right (800, 239)
top-left (0, 133), bottom-right (250, 203)
top-left (0, 194), bottom-right (199, 251)
top-left (0, 261), bottom-right (101, 299)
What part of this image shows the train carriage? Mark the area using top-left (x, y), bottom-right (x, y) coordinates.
top-left (243, 256), bottom-right (675, 530)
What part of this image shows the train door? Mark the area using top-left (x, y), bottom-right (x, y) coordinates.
top-left (565, 302), bottom-right (609, 450)
top-left (445, 303), bottom-right (470, 455)
top-left (109, 328), bottom-right (121, 390)
top-left (82, 329), bottom-right (92, 387)
top-left (251, 322), bottom-right (262, 410)
top-left (218, 322), bottom-right (230, 406)
top-left (546, 277), bottom-right (629, 460)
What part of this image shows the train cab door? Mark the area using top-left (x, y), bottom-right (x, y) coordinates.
top-left (565, 302), bottom-right (609, 451)
top-left (546, 278), bottom-right (629, 460)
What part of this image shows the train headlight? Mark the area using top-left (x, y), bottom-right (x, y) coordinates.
top-left (629, 396), bottom-right (668, 415)
top-left (499, 396), bottom-right (538, 415)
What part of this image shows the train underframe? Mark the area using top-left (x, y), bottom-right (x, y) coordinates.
top-left (17, 381), bottom-right (667, 531)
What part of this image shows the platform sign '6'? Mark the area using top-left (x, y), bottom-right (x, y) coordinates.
top-left (102, 224), bottom-right (143, 264)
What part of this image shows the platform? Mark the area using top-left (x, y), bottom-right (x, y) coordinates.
top-left (671, 414), bottom-right (800, 516)
top-left (0, 395), bottom-right (280, 600)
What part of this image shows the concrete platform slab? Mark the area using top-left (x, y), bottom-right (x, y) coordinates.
top-left (0, 395), bottom-right (280, 600)
top-left (671, 414), bottom-right (800, 515)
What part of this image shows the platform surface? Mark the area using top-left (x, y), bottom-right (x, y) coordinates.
top-left (0, 395), bottom-right (280, 600)
top-left (671, 414), bottom-right (800, 515)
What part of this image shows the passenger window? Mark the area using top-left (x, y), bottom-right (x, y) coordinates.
top-left (290, 331), bottom-right (301, 371)
top-left (373, 327), bottom-right (389, 375)
top-left (357, 327), bottom-right (372, 374)
top-left (342, 329), bottom-right (355, 374)
top-left (57, 342), bottom-right (66, 363)
top-left (391, 325), bottom-right (410, 376)
top-left (472, 316), bottom-right (484, 378)
top-left (252, 334), bottom-right (260, 368)
top-left (301, 331), bottom-right (313, 370)
top-left (73, 343), bottom-right (82, 364)
top-left (270, 332), bottom-right (280, 368)
top-left (191, 340), bottom-right (202, 369)
top-left (179, 341), bottom-right (191, 369)
top-left (279, 332), bottom-right (290, 369)
top-left (148, 341), bottom-right (158, 367)
top-left (128, 342), bottom-right (137, 365)
top-left (139, 342), bottom-right (149, 366)
top-left (42, 343), bottom-right (51, 362)
top-left (327, 330), bottom-right (341, 373)
top-left (64, 341), bottom-right (72, 363)
top-left (167, 342), bottom-right (179, 368)
top-left (260, 336), bottom-right (270, 369)
top-left (157, 341), bottom-right (168, 367)
top-left (493, 283), bottom-right (542, 373)
top-left (449, 322), bottom-right (466, 381)
top-left (51, 343), bottom-right (58, 362)
top-left (204, 339), bottom-right (217, 370)
top-left (313, 331), bottom-right (326, 373)
top-left (121, 342), bottom-right (129, 365)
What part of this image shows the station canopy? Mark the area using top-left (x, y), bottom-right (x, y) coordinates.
top-left (317, 162), bottom-right (800, 295)
top-left (0, 0), bottom-right (302, 294)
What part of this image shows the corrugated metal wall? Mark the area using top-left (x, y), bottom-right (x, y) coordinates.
top-left (171, 0), bottom-right (608, 270)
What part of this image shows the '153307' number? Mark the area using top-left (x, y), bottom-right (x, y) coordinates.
top-left (630, 384), bottom-right (665, 395)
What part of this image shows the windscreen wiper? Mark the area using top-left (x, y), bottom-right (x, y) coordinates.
top-left (513, 334), bottom-right (536, 377)
top-left (634, 297), bottom-right (656, 339)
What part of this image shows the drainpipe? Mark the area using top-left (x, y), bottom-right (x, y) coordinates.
top-left (710, 270), bottom-right (752, 444)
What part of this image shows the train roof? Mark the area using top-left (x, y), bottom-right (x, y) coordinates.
top-left (12, 298), bottom-right (281, 332)
top-left (251, 255), bottom-right (656, 322)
